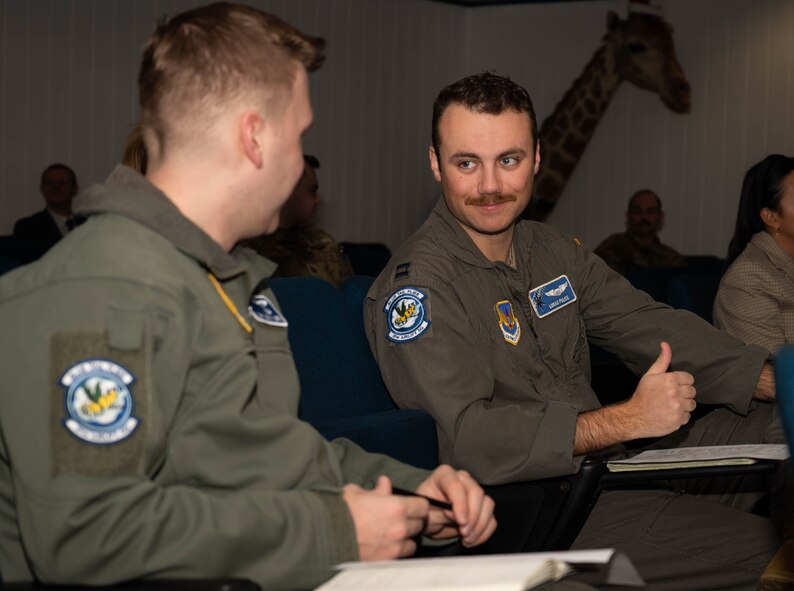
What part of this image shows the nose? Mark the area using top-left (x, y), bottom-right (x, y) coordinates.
top-left (479, 164), bottom-right (502, 195)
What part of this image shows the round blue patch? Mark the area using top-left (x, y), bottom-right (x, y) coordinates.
top-left (60, 359), bottom-right (140, 445)
top-left (384, 287), bottom-right (430, 343)
top-left (248, 294), bottom-right (288, 327)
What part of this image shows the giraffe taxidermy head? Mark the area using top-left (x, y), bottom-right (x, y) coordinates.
top-left (606, 11), bottom-right (691, 113)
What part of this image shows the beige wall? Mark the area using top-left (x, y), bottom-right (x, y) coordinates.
top-left (1, 0), bottom-right (792, 257)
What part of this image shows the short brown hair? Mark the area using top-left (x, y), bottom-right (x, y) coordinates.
top-left (139, 2), bottom-right (324, 154)
top-left (431, 72), bottom-right (538, 157)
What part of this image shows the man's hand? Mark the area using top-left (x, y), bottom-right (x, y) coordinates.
top-left (343, 475), bottom-right (429, 561)
top-left (575, 342), bottom-right (696, 454)
top-left (415, 464), bottom-right (496, 548)
top-left (623, 341), bottom-right (697, 438)
top-left (754, 362), bottom-right (775, 401)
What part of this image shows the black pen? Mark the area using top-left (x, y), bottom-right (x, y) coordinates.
top-left (392, 486), bottom-right (453, 510)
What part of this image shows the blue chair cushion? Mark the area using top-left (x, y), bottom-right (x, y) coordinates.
top-left (269, 277), bottom-right (396, 423)
top-left (774, 346), bottom-right (794, 454)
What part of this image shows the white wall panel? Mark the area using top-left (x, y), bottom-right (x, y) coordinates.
top-left (1, 0), bottom-right (792, 258)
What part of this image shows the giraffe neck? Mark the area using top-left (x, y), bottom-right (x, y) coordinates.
top-left (531, 45), bottom-right (623, 216)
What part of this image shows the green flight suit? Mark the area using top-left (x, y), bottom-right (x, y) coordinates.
top-left (0, 166), bottom-right (427, 589)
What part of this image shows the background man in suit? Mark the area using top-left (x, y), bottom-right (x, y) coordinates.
top-left (13, 163), bottom-right (79, 245)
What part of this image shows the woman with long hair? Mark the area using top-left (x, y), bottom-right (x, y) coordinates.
top-left (713, 154), bottom-right (794, 352)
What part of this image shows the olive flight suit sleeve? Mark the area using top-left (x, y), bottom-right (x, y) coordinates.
top-left (331, 439), bottom-right (430, 491)
top-left (364, 277), bottom-right (580, 486)
top-left (0, 278), bottom-right (358, 590)
top-left (570, 242), bottom-right (769, 412)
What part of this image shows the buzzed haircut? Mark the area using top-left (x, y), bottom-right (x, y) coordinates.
top-left (628, 189), bottom-right (662, 211)
top-left (431, 72), bottom-right (539, 156)
top-left (138, 2), bottom-right (325, 155)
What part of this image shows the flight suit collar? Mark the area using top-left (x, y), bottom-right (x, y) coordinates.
top-left (75, 165), bottom-right (275, 280)
top-left (430, 195), bottom-right (534, 271)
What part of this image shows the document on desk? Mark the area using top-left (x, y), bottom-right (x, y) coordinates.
top-left (314, 548), bottom-right (643, 591)
top-left (607, 443), bottom-right (790, 472)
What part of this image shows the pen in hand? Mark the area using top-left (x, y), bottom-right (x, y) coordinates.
top-left (391, 486), bottom-right (453, 510)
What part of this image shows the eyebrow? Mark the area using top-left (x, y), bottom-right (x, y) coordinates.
top-left (448, 148), bottom-right (528, 162)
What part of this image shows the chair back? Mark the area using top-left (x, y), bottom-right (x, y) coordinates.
top-left (774, 346), bottom-right (794, 453)
top-left (269, 276), bottom-right (439, 469)
top-left (665, 274), bottom-right (721, 322)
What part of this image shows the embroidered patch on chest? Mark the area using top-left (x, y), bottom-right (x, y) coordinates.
top-left (60, 359), bottom-right (140, 445)
top-left (248, 294), bottom-right (288, 327)
top-left (384, 287), bottom-right (430, 342)
top-left (528, 274), bottom-right (577, 319)
top-left (495, 300), bottom-right (521, 345)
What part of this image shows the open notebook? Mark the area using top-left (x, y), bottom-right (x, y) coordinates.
top-left (606, 443), bottom-right (789, 472)
top-left (315, 548), bottom-right (643, 591)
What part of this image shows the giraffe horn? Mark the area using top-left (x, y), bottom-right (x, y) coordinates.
top-left (628, 0), bottom-right (664, 19)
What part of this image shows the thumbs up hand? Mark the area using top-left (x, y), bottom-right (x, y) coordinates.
top-left (625, 342), bottom-right (697, 438)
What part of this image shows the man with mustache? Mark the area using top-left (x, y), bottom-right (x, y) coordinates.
top-left (364, 72), bottom-right (790, 591)
top-left (594, 189), bottom-right (685, 275)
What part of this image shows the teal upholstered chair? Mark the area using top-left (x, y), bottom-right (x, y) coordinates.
top-left (269, 276), bottom-right (439, 470)
top-left (774, 346), bottom-right (794, 453)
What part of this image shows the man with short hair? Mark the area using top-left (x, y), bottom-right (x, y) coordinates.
top-left (0, 5), bottom-right (495, 588)
top-left (13, 163), bottom-right (79, 245)
top-left (365, 72), bottom-right (788, 591)
top-left (245, 154), bottom-right (354, 286)
top-left (594, 189), bottom-right (685, 275)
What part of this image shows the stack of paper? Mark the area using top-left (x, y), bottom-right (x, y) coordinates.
top-left (606, 444), bottom-right (789, 472)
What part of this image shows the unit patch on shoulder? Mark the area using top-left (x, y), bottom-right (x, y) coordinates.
top-left (60, 359), bottom-right (140, 445)
top-left (248, 294), bottom-right (288, 327)
top-left (384, 287), bottom-right (430, 343)
top-left (495, 300), bottom-right (521, 345)
top-left (528, 274), bottom-right (577, 319)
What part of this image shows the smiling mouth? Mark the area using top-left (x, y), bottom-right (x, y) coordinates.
top-left (465, 194), bottom-right (518, 206)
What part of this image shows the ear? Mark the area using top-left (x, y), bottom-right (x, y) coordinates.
top-left (429, 146), bottom-right (442, 182)
top-left (533, 141), bottom-right (541, 175)
top-left (760, 207), bottom-right (779, 229)
top-left (240, 111), bottom-right (265, 169)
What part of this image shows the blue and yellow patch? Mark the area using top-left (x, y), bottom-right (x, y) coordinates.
top-left (248, 294), bottom-right (288, 327)
top-left (495, 300), bottom-right (521, 345)
top-left (528, 274), bottom-right (577, 318)
top-left (60, 359), bottom-right (140, 445)
top-left (384, 287), bottom-right (430, 342)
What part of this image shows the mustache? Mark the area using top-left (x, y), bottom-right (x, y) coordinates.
top-left (464, 193), bottom-right (518, 206)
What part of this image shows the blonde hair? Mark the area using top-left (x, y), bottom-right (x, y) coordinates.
top-left (121, 125), bottom-right (148, 174)
top-left (138, 2), bottom-right (324, 158)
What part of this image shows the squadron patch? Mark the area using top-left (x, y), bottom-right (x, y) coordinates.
top-left (60, 359), bottom-right (140, 445)
top-left (495, 300), bottom-right (521, 345)
top-left (248, 294), bottom-right (288, 327)
top-left (384, 287), bottom-right (430, 343)
top-left (528, 274), bottom-right (577, 319)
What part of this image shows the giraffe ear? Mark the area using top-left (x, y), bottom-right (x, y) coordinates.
top-left (607, 11), bottom-right (621, 32)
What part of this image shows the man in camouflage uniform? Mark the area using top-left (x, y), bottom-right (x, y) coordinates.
top-left (246, 154), bottom-right (353, 286)
top-left (594, 189), bottom-right (685, 275)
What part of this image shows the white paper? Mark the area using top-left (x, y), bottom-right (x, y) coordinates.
top-left (316, 549), bottom-right (643, 591)
top-left (611, 444), bottom-right (789, 465)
